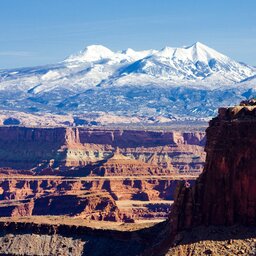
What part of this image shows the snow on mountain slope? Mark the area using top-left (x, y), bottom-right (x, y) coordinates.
top-left (65, 45), bottom-right (115, 63)
top-left (120, 42), bottom-right (255, 83)
top-left (64, 45), bottom-right (156, 65)
top-left (0, 42), bottom-right (256, 123)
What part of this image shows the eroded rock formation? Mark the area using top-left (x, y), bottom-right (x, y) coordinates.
top-left (0, 127), bottom-right (205, 175)
top-left (170, 105), bottom-right (256, 233)
top-left (0, 127), bottom-right (205, 223)
top-left (0, 175), bottom-right (195, 221)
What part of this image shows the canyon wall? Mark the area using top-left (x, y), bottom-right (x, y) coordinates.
top-left (0, 127), bottom-right (205, 175)
top-left (170, 105), bottom-right (256, 233)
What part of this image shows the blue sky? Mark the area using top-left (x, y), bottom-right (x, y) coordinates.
top-left (0, 0), bottom-right (255, 68)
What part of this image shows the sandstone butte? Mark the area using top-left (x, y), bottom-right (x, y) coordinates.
top-left (0, 102), bottom-right (256, 255)
top-left (0, 128), bottom-right (205, 222)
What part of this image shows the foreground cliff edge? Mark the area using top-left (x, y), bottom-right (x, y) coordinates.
top-left (163, 102), bottom-right (256, 255)
top-left (1, 102), bottom-right (256, 255)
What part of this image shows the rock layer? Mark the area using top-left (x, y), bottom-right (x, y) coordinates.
top-left (0, 127), bottom-right (205, 175)
top-left (0, 175), bottom-right (195, 221)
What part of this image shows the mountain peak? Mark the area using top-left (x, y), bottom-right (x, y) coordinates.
top-left (122, 48), bottom-right (135, 54)
top-left (186, 42), bottom-right (216, 51)
top-left (84, 44), bottom-right (113, 52)
top-left (65, 44), bottom-right (114, 63)
top-left (151, 42), bottom-right (228, 63)
top-left (185, 41), bottom-right (229, 63)
top-left (190, 41), bottom-right (207, 48)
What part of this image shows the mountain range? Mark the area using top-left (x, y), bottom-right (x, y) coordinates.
top-left (0, 42), bottom-right (256, 125)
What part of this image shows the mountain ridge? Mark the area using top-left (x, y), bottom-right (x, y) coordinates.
top-left (0, 42), bottom-right (256, 124)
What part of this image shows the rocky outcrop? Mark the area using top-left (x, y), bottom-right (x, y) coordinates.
top-left (170, 105), bottom-right (256, 233)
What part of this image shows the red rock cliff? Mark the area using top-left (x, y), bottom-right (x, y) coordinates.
top-left (170, 105), bottom-right (256, 233)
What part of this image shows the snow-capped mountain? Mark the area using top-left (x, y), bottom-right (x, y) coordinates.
top-left (65, 45), bottom-right (155, 64)
top-left (120, 42), bottom-right (254, 84)
top-left (0, 42), bottom-right (256, 125)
